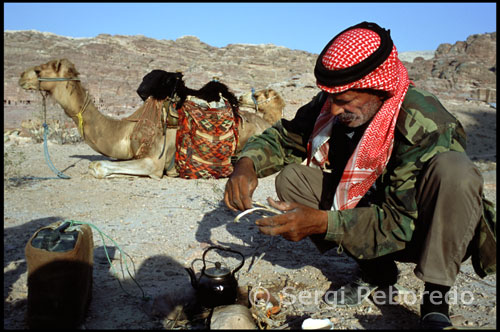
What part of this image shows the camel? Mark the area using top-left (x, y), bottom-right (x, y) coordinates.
top-left (238, 88), bottom-right (286, 125)
top-left (18, 59), bottom-right (284, 179)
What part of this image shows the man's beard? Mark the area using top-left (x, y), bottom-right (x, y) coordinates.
top-left (337, 112), bottom-right (358, 123)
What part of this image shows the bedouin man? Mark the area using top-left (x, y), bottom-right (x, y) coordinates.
top-left (224, 22), bottom-right (496, 329)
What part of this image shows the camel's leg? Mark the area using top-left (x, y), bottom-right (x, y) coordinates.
top-left (88, 157), bottom-right (165, 179)
top-left (88, 129), bottom-right (169, 179)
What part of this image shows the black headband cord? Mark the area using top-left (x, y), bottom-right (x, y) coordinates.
top-left (314, 22), bottom-right (393, 87)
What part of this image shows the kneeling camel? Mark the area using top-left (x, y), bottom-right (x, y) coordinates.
top-left (18, 59), bottom-right (284, 179)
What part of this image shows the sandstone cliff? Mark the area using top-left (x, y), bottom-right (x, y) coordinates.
top-left (3, 30), bottom-right (496, 123)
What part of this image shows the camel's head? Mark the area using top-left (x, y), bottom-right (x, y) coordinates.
top-left (239, 88), bottom-right (285, 113)
top-left (19, 59), bottom-right (80, 91)
top-left (137, 70), bottom-right (185, 101)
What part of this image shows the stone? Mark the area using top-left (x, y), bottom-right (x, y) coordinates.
top-left (210, 304), bottom-right (257, 329)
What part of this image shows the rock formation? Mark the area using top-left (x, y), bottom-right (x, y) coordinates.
top-left (3, 29), bottom-right (496, 130)
top-left (402, 32), bottom-right (496, 103)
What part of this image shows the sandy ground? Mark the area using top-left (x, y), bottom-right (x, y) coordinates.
top-left (3, 99), bottom-right (497, 329)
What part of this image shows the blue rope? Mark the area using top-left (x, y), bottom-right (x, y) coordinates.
top-left (251, 87), bottom-right (258, 107)
top-left (7, 124), bottom-right (71, 183)
top-left (16, 86), bottom-right (72, 181)
top-left (42, 123), bottom-right (71, 179)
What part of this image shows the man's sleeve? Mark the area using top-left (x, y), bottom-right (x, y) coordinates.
top-left (238, 92), bottom-right (327, 178)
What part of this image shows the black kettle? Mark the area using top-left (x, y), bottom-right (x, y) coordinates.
top-left (185, 245), bottom-right (244, 308)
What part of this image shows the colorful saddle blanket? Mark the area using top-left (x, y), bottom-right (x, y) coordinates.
top-left (175, 97), bottom-right (238, 179)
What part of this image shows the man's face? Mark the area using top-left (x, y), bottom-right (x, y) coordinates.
top-left (328, 90), bottom-right (384, 128)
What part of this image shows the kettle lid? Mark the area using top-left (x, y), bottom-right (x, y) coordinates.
top-left (204, 262), bottom-right (230, 278)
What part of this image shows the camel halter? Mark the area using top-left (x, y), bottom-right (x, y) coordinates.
top-left (36, 76), bottom-right (82, 179)
top-left (37, 77), bottom-right (90, 139)
top-left (76, 92), bottom-right (91, 139)
top-left (250, 87), bottom-right (279, 112)
top-left (37, 77), bottom-right (81, 82)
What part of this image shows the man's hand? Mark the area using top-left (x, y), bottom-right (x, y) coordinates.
top-left (224, 157), bottom-right (258, 211)
top-left (256, 197), bottom-right (328, 242)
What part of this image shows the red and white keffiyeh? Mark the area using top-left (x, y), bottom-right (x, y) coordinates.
top-left (307, 26), bottom-right (410, 210)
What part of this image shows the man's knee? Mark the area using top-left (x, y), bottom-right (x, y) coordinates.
top-left (275, 163), bottom-right (303, 197)
top-left (275, 164), bottom-right (323, 208)
top-left (424, 151), bottom-right (483, 191)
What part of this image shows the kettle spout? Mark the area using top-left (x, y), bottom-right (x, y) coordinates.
top-left (185, 267), bottom-right (198, 289)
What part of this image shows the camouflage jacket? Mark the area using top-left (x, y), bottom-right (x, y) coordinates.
top-left (240, 86), bottom-right (496, 276)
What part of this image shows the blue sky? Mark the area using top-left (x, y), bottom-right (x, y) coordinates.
top-left (4, 2), bottom-right (497, 54)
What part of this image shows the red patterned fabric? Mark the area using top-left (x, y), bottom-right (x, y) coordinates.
top-left (175, 100), bottom-right (239, 179)
top-left (308, 27), bottom-right (410, 210)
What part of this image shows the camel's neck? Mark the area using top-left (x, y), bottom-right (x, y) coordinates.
top-left (50, 81), bottom-right (135, 159)
top-left (51, 81), bottom-right (92, 119)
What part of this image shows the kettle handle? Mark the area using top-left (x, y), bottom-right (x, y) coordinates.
top-left (202, 245), bottom-right (245, 275)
